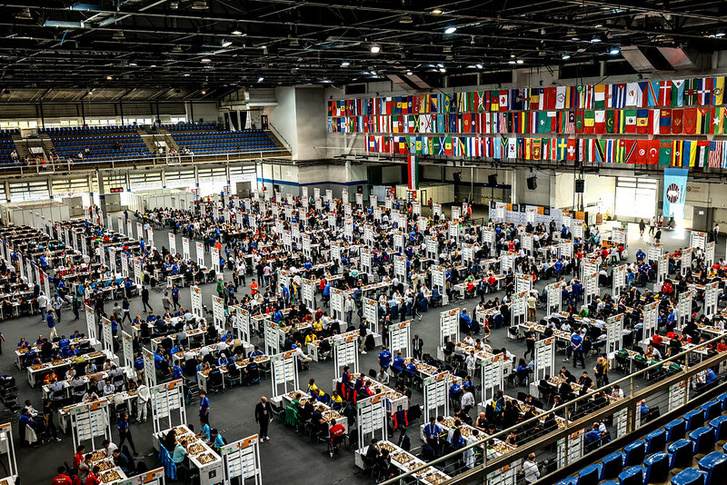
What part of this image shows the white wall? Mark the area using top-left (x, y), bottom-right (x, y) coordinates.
top-left (294, 87), bottom-right (327, 161)
top-left (186, 102), bottom-right (219, 124)
top-left (268, 87), bottom-right (298, 159)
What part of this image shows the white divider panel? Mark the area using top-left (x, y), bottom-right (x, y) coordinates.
top-left (235, 307), bottom-right (251, 343)
top-left (69, 399), bottom-right (112, 451)
top-left (212, 296), bottom-right (226, 334)
top-left (647, 242), bottom-right (663, 262)
top-left (681, 248), bottom-right (693, 276)
top-left (557, 429), bottom-right (585, 467)
top-left (264, 321), bottom-right (280, 356)
top-left (356, 396), bottom-right (387, 452)
top-left (559, 239), bottom-right (573, 258)
top-left (425, 236), bottom-right (438, 260)
top-left (481, 229), bottom-right (495, 256)
top-left (344, 219), bottom-right (353, 241)
top-left (584, 271), bottom-right (599, 306)
top-left (302, 235), bottom-right (312, 258)
top-left (146, 226), bottom-right (155, 250)
top-left (121, 331), bottom-right (134, 368)
top-left (448, 221), bottom-right (459, 242)
top-left (369, 194), bottom-right (378, 207)
top-left (26, 259), bottom-right (33, 286)
top-left (301, 279), bottom-right (315, 310)
top-left (581, 258), bottom-right (599, 282)
top-left (98, 246), bottom-right (106, 268)
top-left (534, 337), bottom-right (555, 383)
top-left (705, 282), bottom-right (720, 317)
top-left (330, 242), bottom-right (342, 265)
top-left (136, 222), bottom-right (143, 241)
top-left (271, 350), bottom-right (299, 399)
top-left (614, 408), bottom-right (628, 439)
top-left (655, 254), bottom-right (669, 293)
top-left (706, 241), bottom-right (715, 268)
top-left (423, 373), bottom-right (450, 422)
top-left (385, 197), bottom-right (392, 210)
top-left (605, 314), bottom-right (624, 353)
top-left (677, 290), bottom-right (693, 329)
top-left (373, 207), bottom-right (382, 222)
top-left (196, 241), bottom-right (205, 267)
top-left (42, 270), bottom-right (50, 301)
top-left (572, 220), bottom-right (584, 239)
top-left (211, 247), bottom-right (221, 274)
top-left (499, 251), bottom-right (514, 275)
top-left (515, 273), bottom-right (534, 294)
top-left (522, 233), bottom-right (533, 255)
top-left (546, 281), bottom-right (564, 315)
top-left (481, 354), bottom-right (505, 403)
top-left (355, 193), bottom-right (363, 206)
top-left (150, 380), bottom-right (186, 437)
top-left (121, 254), bottom-right (129, 278)
top-left (333, 333), bottom-right (359, 380)
top-left (182, 237), bottom-right (190, 260)
top-left (143, 347), bottom-right (157, 387)
top-left (126, 219), bottom-right (134, 240)
top-left (613, 264), bottom-right (627, 296)
top-left (221, 435), bottom-right (263, 485)
top-left (191, 286), bottom-right (203, 320)
top-left (362, 297), bottom-right (379, 335)
top-left (17, 254), bottom-right (24, 280)
top-left (433, 203), bottom-right (442, 217)
top-left (101, 317), bottom-right (113, 355)
top-left (393, 255), bottom-right (407, 283)
top-left (511, 290), bottom-right (527, 326)
top-left (133, 257), bottom-right (143, 287)
top-left (0, 423), bottom-right (17, 483)
top-left (330, 287), bottom-right (345, 322)
top-left (439, 308), bottom-right (460, 349)
top-left (611, 227), bottom-right (628, 246)
top-left (360, 248), bottom-right (373, 276)
top-left (389, 320), bottom-right (411, 357)
top-left (431, 265), bottom-right (447, 305)
top-left (109, 247), bottom-right (117, 273)
top-left (691, 231), bottom-right (707, 251)
top-left (85, 304), bottom-right (98, 341)
top-left (417, 215), bottom-right (426, 231)
top-left (393, 232), bottom-right (404, 253)
top-left (668, 380), bottom-right (687, 412)
top-left (642, 302), bottom-right (658, 342)
top-left (168, 233), bottom-right (176, 254)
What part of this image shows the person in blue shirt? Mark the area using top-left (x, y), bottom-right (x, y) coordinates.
top-left (172, 363), bottom-right (184, 380)
top-left (585, 423), bottom-right (602, 444)
top-left (570, 279), bottom-right (583, 307)
top-left (209, 428), bottom-right (224, 453)
top-left (423, 417), bottom-right (441, 452)
top-left (171, 285), bottom-right (180, 310)
top-left (272, 308), bottom-right (283, 323)
top-left (248, 346), bottom-right (264, 358)
top-left (117, 413), bottom-right (137, 455)
top-left (218, 353), bottom-right (229, 368)
top-left (46, 311), bottom-right (58, 340)
top-left (635, 248), bottom-right (646, 263)
top-left (391, 352), bottom-right (405, 374)
top-left (322, 283), bottom-right (331, 306)
top-left (378, 346), bottom-right (392, 371)
top-left (706, 368), bottom-right (718, 385)
top-left (566, 331), bottom-right (585, 368)
top-left (199, 391), bottom-right (210, 424)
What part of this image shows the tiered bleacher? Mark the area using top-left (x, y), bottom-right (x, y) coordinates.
top-left (0, 129), bottom-right (19, 164)
top-left (556, 393), bottom-right (727, 485)
top-left (45, 126), bottom-right (151, 161)
top-left (163, 122), bottom-right (278, 154)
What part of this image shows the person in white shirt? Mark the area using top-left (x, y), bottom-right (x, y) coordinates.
top-left (522, 453), bottom-right (540, 484)
top-left (102, 380), bottom-right (115, 396)
top-left (103, 440), bottom-right (118, 457)
top-left (136, 381), bottom-right (150, 422)
top-left (460, 389), bottom-right (475, 414)
top-left (465, 351), bottom-right (477, 377)
top-left (463, 334), bottom-right (475, 346)
top-left (292, 344), bottom-right (312, 365)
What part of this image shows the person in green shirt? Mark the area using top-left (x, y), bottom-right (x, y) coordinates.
top-left (172, 442), bottom-right (187, 464)
top-left (285, 393), bottom-right (301, 426)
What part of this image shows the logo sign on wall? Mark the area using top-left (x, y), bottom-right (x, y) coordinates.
top-left (663, 168), bottom-right (688, 218)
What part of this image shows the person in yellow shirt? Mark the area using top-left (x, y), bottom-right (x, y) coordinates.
top-left (313, 320), bottom-right (323, 333)
top-left (307, 378), bottom-right (319, 395)
top-left (304, 333), bottom-right (317, 346)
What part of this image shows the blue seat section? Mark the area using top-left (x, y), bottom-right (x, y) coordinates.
top-left (576, 463), bottom-right (601, 485)
top-left (666, 419), bottom-right (688, 443)
top-left (0, 129), bottom-right (19, 164)
top-left (624, 440), bottom-right (646, 466)
top-left (644, 452), bottom-right (670, 483)
top-left (669, 439), bottom-right (696, 469)
top-left (698, 451), bottom-right (727, 485)
top-left (601, 452), bottom-right (625, 480)
top-left (671, 467), bottom-right (707, 485)
top-left (716, 392), bottom-right (727, 411)
top-left (685, 410), bottom-right (706, 432)
top-left (690, 427), bottom-right (716, 456)
top-left (162, 123), bottom-right (280, 155)
top-left (646, 429), bottom-right (667, 454)
top-left (714, 416), bottom-right (727, 442)
top-left (44, 125), bottom-right (151, 161)
top-left (702, 401), bottom-right (722, 421)
top-left (618, 465), bottom-right (645, 485)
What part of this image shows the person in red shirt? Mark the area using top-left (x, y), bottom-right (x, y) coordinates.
top-left (52, 467), bottom-right (73, 485)
top-left (73, 444), bottom-right (86, 474)
top-left (85, 466), bottom-right (102, 485)
top-left (328, 419), bottom-right (346, 443)
top-left (249, 280), bottom-right (258, 296)
top-left (716, 339), bottom-right (727, 353)
top-left (651, 334), bottom-right (663, 346)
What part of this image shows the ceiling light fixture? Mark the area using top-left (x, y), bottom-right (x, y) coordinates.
top-left (128, 62), bottom-right (137, 67)
top-left (444, 26), bottom-right (457, 34)
top-left (201, 90), bottom-right (206, 95)
top-left (191, 0), bottom-right (208, 10)
top-left (431, 8), bottom-right (443, 15)
top-left (590, 35), bottom-right (602, 43)
top-left (609, 46), bottom-right (621, 55)
top-left (406, 71), bottom-right (413, 75)
top-left (221, 39), bottom-right (232, 47)
top-left (439, 68), bottom-right (446, 73)
top-left (231, 30), bottom-right (243, 36)
top-left (370, 44), bottom-right (381, 54)
top-left (562, 53), bottom-right (571, 60)
top-left (516, 59), bottom-right (524, 64)
top-left (106, 75), bottom-right (113, 80)
top-left (200, 58), bottom-right (211, 63)
top-left (476, 63), bottom-right (483, 69)
top-left (257, 77), bottom-right (264, 83)
top-left (341, 61), bottom-right (350, 67)
top-left (399, 14), bottom-right (413, 24)
top-left (716, 32), bottom-right (726, 37)
top-left (508, 60), bottom-right (516, 65)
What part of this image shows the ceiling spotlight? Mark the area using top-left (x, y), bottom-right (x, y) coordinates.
top-left (510, 53), bottom-right (516, 58)
top-left (257, 77), bottom-right (264, 83)
top-left (231, 29), bottom-right (243, 36)
top-left (183, 73), bottom-right (190, 77)
top-left (200, 58), bottom-right (211, 63)
top-left (609, 46), bottom-right (621, 55)
top-left (221, 39), bottom-right (232, 47)
top-left (562, 53), bottom-right (571, 60)
top-left (590, 35), bottom-right (602, 43)
top-left (444, 26), bottom-right (457, 34)
top-left (169, 1), bottom-right (179, 9)
top-left (406, 71), bottom-right (413, 75)
top-left (439, 68), bottom-right (446, 73)
top-left (106, 75), bottom-right (113, 80)
top-left (516, 59), bottom-right (524, 64)
top-left (128, 62), bottom-right (137, 67)
top-left (201, 90), bottom-right (206, 95)
top-left (716, 32), bottom-right (726, 37)
top-left (191, 0), bottom-right (208, 9)
top-left (399, 14), bottom-right (413, 24)
top-left (431, 8), bottom-right (443, 15)
top-left (508, 60), bottom-right (516, 64)
top-left (476, 63), bottom-right (483, 69)
top-left (370, 44), bottom-right (381, 54)
top-left (341, 61), bottom-right (350, 67)
top-left (150, 64), bottom-right (157, 68)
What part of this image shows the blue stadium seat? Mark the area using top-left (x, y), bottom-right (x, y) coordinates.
top-left (667, 419), bottom-right (688, 442)
top-left (690, 427), bottom-right (716, 457)
top-left (576, 464), bottom-right (601, 485)
top-left (702, 401), bottom-right (722, 421)
top-left (709, 416), bottom-right (727, 443)
top-left (618, 465), bottom-right (645, 485)
top-left (686, 410), bottom-right (706, 432)
top-left (646, 429), bottom-right (667, 454)
top-left (715, 392), bottom-right (727, 411)
top-left (602, 452), bottom-right (626, 480)
top-left (555, 479), bottom-right (576, 485)
top-left (669, 439), bottom-right (695, 470)
top-left (671, 467), bottom-right (707, 485)
top-left (644, 452), bottom-right (671, 483)
top-left (624, 440), bottom-right (646, 466)
top-left (698, 451), bottom-right (727, 485)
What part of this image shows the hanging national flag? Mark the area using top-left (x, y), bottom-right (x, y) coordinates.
top-left (698, 107), bottom-right (714, 134)
top-left (605, 110), bottom-right (615, 134)
top-left (407, 155), bottom-right (419, 189)
top-left (626, 82), bottom-right (641, 107)
top-left (683, 108), bottom-right (697, 134)
top-left (685, 79), bottom-right (699, 106)
top-left (636, 109), bottom-right (649, 134)
top-left (594, 85), bottom-right (606, 109)
top-left (563, 111), bottom-right (575, 134)
top-left (555, 138), bottom-right (568, 160)
top-left (567, 139), bottom-right (577, 161)
top-left (647, 81), bottom-right (659, 107)
top-left (658, 81), bottom-right (672, 106)
top-left (593, 139), bottom-right (606, 163)
top-left (555, 86), bottom-right (567, 110)
top-left (648, 140), bottom-right (661, 165)
top-left (651, 109), bottom-right (661, 135)
top-left (620, 139), bottom-right (635, 163)
top-left (697, 140), bottom-right (710, 167)
top-left (498, 90), bottom-right (509, 112)
top-left (659, 109), bottom-right (672, 134)
top-left (671, 140), bottom-right (683, 166)
top-left (713, 107), bottom-right (725, 135)
top-left (606, 139), bottom-right (616, 163)
top-left (611, 83), bottom-right (627, 108)
top-left (624, 109), bottom-right (638, 134)
top-left (583, 111), bottom-right (595, 133)
top-left (681, 140), bottom-right (695, 167)
top-left (532, 138), bottom-right (542, 160)
top-left (672, 109), bottom-right (683, 134)
top-left (594, 110), bottom-right (606, 133)
top-left (671, 80), bottom-right (685, 107)
top-left (699, 78), bottom-right (713, 105)
top-left (636, 140), bottom-right (649, 164)
top-left (713, 77), bottom-right (725, 106)
top-left (709, 141), bottom-right (723, 168)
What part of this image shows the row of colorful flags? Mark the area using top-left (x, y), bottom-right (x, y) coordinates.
top-left (330, 107), bottom-right (727, 136)
top-left (329, 77), bottom-right (727, 117)
top-left (364, 135), bottom-right (727, 168)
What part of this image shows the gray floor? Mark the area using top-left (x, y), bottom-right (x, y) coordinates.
top-left (6, 217), bottom-right (719, 484)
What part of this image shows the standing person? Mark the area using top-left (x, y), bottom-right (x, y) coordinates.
top-left (526, 292), bottom-right (537, 322)
top-left (136, 380), bottom-right (149, 423)
top-left (465, 351), bottom-right (477, 379)
top-left (649, 216), bottom-right (656, 235)
top-left (47, 310), bottom-right (58, 340)
top-left (345, 295), bottom-right (354, 327)
top-left (117, 413), bottom-right (137, 456)
top-left (0, 329), bottom-right (5, 355)
top-left (51, 293), bottom-right (64, 323)
top-left (171, 285), bottom-right (180, 310)
top-left (199, 391), bottom-right (210, 424)
top-left (714, 223), bottom-right (720, 244)
top-left (141, 287), bottom-right (152, 313)
top-left (38, 291), bottom-right (48, 323)
top-left (523, 326), bottom-right (536, 360)
top-left (655, 228), bottom-right (662, 243)
top-left (254, 396), bottom-right (274, 442)
top-left (412, 334), bottom-right (423, 360)
top-left (72, 293), bottom-right (81, 321)
top-left (73, 445), bottom-right (87, 473)
top-left (638, 219), bottom-right (645, 237)
top-left (121, 297), bottom-right (131, 324)
top-left (161, 292), bottom-right (171, 313)
top-left (594, 356), bottom-right (609, 388)
top-left (523, 453), bottom-right (540, 484)
top-left (43, 399), bottom-right (62, 442)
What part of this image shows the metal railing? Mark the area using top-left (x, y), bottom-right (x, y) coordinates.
top-left (380, 332), bottom-right (727, 485)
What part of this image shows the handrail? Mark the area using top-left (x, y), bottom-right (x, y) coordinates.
top-left (380, 331), bottom-right (727, 485)
top-left (266, 122), bottom-right (293, 151)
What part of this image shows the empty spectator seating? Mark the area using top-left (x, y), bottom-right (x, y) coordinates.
top-left (0, 130), bottom-right (19, 164)
top-left (44, 126), bottom-right (151, 161)
top-left (162, 122), bottom-right (279, 155)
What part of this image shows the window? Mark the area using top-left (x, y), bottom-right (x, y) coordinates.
top-left (615, 177), bottom-right (657, 219)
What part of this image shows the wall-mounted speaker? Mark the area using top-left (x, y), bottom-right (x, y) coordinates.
top-left (488, 174), bottom-right (498, 186)
top-left (575, 179), bottom-right (585, 193)
top-left (526, 176), bottom-right (537, 190)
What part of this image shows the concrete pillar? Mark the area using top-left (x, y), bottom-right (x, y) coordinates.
top-left (4, 180), bottom-right (9, 202)
top-left (97, 170), bottom-right (107, 215)
top-left (161, 168), bottom-right (166, 189)
top-left (88, 174), bottom-right (94, 205)
top-left (225, 162), bottom-right (231, 186)
top-left (194, 165), bottom-right (200, 191)
top-left (48, 179), bottom-right (54, 200)
top-left (125, 171), bottom-right (131, 191)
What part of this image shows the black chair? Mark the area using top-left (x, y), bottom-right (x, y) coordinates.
top-left (207, 371), bottom-right (223, 393)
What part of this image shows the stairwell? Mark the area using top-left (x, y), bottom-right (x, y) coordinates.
top-left (265, 125), bottom-right (292, 156)
top-left (157, 127), bottom-right (179, 152)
